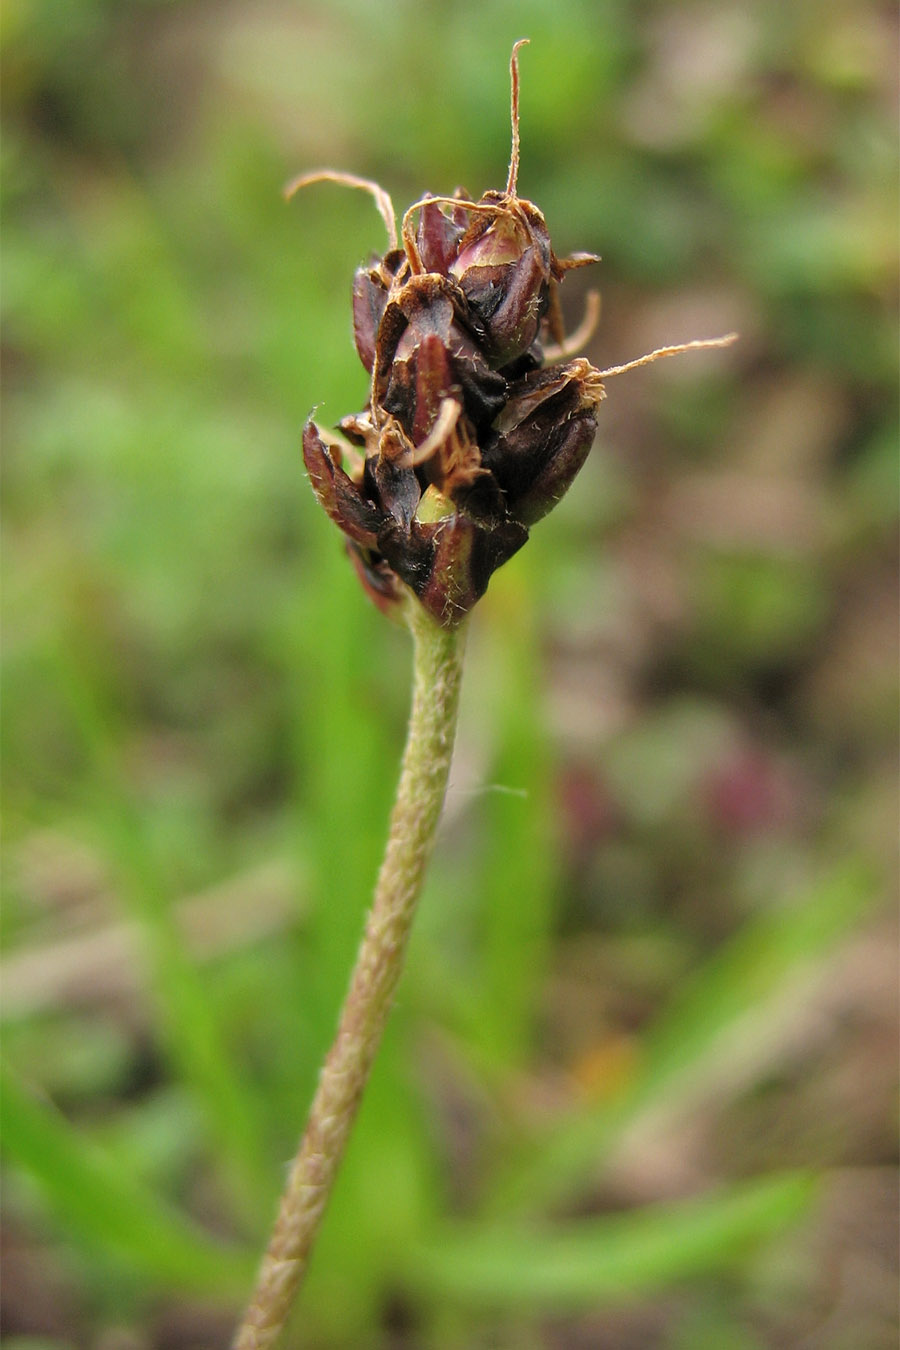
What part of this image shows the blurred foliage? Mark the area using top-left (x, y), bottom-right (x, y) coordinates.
top-left (1, 1), bottom-right (897, 1347)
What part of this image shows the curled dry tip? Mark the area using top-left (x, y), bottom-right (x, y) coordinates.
top-left (405, 398), bottom-right (462, 466)
top-left (284, 169), bottom-right (398, 252)
top-left (542, 289), bottom-right (602, 362)
top-left (557, 251), bottom-right (602, 271)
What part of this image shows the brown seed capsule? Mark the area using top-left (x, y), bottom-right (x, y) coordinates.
top-left (371, 274), bottom-right (509, 441)
top-left (482, 358), bottom-right (606, 527)
top-left (351, 249), bottom-right (405, 374)
top-left (447, 193), bottom-right (555, 367)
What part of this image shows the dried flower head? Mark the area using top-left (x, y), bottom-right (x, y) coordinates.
top-left (290, 41), bottom-right (736, 628)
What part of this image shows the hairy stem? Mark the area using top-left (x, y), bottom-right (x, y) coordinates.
top-left (233, 602), bottom-right (467, 1349)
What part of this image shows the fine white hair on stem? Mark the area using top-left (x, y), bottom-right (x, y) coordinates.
top-left (284, 169), bottom-right (398, 252)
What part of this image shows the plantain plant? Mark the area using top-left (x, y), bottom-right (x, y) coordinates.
top-left (234, 41), bottom-right (734, 1347)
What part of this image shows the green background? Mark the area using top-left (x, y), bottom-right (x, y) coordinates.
top-left (2, 1), bottom-right (897, 1346)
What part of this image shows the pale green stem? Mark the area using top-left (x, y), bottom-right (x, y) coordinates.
top-left (233, 601), bottom-right (467, 1349)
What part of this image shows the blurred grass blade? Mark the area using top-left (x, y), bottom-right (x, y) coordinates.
top-left (48, 641), bottom-right (272, 1225)
top-left (282, 564), bottom-right (396, 1102)
top-left (473, 582), bottom-right (556, 1066)
top-left (414, 1170), bottom-right (815, 1309)
top-left (489, 860), bottom-right (875, 1213)
top-left (1, 1063), bottom-right (255, 1293)
top-left (635, 860), bottom-right (875, 1102)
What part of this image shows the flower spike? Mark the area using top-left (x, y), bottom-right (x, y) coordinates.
top-left (292, 43), bottom-right (736, 629)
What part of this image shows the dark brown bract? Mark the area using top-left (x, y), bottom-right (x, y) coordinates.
top-left (291, 41), bottom-right (735, 628)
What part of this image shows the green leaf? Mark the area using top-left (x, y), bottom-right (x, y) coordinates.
top-left (279, 556), bottom-right (399, 1106)
top-left (413, 1171), bottom-right (816, 1310)
top-left (489, 860), bottom-right (875, 1214)
top-left (0, 1063), bottom-right (255, 1294)
top-left (46, 643), bottom-right (273, 1227)
top-left (473, 577), bottom-right (556, 1066)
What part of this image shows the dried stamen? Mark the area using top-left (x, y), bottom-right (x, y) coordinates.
top-left (506, 38), bottom-right (529, 196)
top-left (597, 332), bottom-right (738, 379)
top-left (284, 169), bottom-right (398, 252)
